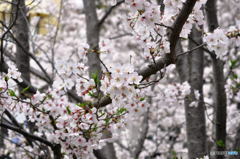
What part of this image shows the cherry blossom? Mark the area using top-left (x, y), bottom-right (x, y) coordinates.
top-left (203, 28), bottom-right (229, 60)
top-left (0, 0), bottom-right (239, 158)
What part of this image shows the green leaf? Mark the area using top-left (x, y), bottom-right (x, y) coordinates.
top-left (116, 107), bottom-right (127, 116)
top-left (66, 106), bottom-right (71, 115)
top-left (236, 82), bottom-right (240, 89)
top-left (104, 118), bottom-right (111, 125)
top-left (77, 103), bottom-right (87, 108)
top-left (76, 102), bottom-right (92, 108)
top-left (88, 91), bottom-right (98, 98)
top-left (4, 76), bottom-right (9, 81)
top-left (230, 60), bottom-right (238, 68)
top-left (171, 151), bottom-right (178, 159)
top-left (91, 72), bottom-right (101, 86)
top-left (216, 140), bottom-right (225, 147)
top-left (47, 94), bottom-right (53, 99)
top-left (140, 97), bottom-right (145, 101)
top-left (20, 86), bottom-right (30, 94)
top-left (8, 89), bottom-right (16, 97)
top-left (92, 124), bottom-right (98, 132)
top-left (96, 3), bottom-right (107, 9)
top-left (231, 73), bottom-right (238, 79)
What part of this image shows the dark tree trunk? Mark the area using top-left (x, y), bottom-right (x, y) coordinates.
top-left (12, 0), bottom-right (30, 87)
top-left (176, 26), bottom-right (206, 158)
top-left (206, 1), bottom-right (227, 158)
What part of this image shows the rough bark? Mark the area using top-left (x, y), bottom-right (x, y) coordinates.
top-left (0, 0), bottom-right (29, 150)
top-left (12, 0), bottom-right (34, 140)
top-left (206, 1), bottom-right (227, 158)
top-left (83, 0), bottom-right (101, 78)
top-left (12, 0), bottom-right (30, 87)
top-left (187, 26), bottom-right (206, 158)
top-left (212, 58), bottom-right (227, 154)
top-left (0, 125), bottom-right (7, 148)
top-left (83, 1), bottom-right (117, 159)
top-left (176, 26), bottom-right (206, 158)
top-left (11, 1), bottom-right (62, 158)
top-left (169, 0), bottom-right (198, 61)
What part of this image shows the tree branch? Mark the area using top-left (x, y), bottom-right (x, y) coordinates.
top-left (0, 122), bottom-right (53, 148)
top-left (169, 0), bottom-right (198, 59)
top-left (98, 0), bottom-right (125, 27)
top-left (91, 0), bottom-right (198, 108)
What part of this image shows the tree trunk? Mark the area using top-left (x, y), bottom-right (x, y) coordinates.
top-left (206, 1), bottom-right (227, 158)
top-left (0, 0), bottom-right (30, 151)
top-left (12, 0), bottom-right (30, 87)
top-left (83, 1), bottom-right (117, 159)
top-left (83, 0), bottom-right (101, 78)
top-left (12, 1), bottom-right (62, 158)
top-left (176, 26), bottom-right (206, 158)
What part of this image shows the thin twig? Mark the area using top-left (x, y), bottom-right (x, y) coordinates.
top-left (177, 43), bottom-right (206, 57)
top-left (0, 0), bottom-right (20, 65)
top-left (0, 122), bottom-right (53, 148)
top-left (98, 0), bottom-right (125, 27)
top-left (99, 58), bottom-right (111, 74)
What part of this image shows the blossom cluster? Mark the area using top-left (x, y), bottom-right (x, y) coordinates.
top-left (203, 28), bottom-right (229, 60)
top-left (125, 0), bottom-right (207, 62)
top-left (0, 61), bottom-right (148, 158)
top-left (101, 64), bottom-right (147, 114)
top-left (0, 0), bottom-right (237, 158)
